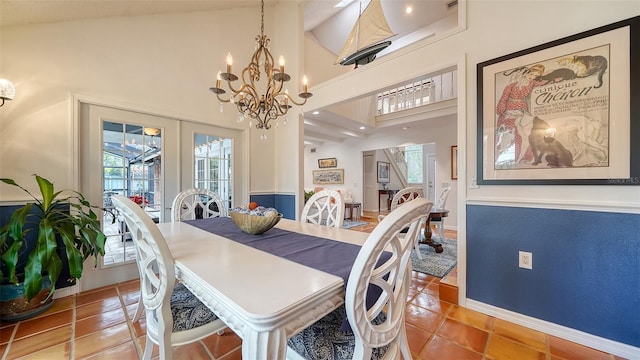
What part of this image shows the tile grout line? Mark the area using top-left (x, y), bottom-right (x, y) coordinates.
top-left (116, 284), bottom-right (143, 358)
top-left (0, 323), bottom-right (18, 360)
top-left (69, 295), bottom-right (76, 360)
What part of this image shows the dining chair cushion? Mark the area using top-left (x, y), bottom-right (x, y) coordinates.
top-left (287, 305), bottom-right (388, 360)
top-left (167, 283), bottom-right (220, 332)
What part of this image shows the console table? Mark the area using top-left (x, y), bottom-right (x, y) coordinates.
top-left (420, 208), bottom-right (449, 253)
top-left (378, 189), bottom-right (398, 212)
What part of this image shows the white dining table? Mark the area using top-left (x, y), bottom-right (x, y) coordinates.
top-left (156, 218), bottom-right (370, 359)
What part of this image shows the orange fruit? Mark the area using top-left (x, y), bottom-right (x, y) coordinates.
top-left (248, 201), bottom-right (258, 210)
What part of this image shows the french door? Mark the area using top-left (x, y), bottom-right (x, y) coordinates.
top-left (80, 104), bottom-right (179, 289)
top-left (79, 102), bottom-right (245, 291)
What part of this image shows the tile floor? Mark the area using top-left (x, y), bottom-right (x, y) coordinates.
top-left (0, 212), bottom-right (626, 359)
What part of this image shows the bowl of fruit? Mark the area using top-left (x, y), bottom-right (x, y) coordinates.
top-left (230, 203), bottom-right (282, 235)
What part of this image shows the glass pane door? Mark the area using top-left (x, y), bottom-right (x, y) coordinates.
top-left (180, 121), bottom-right (246, 210)
top-left (194, 134), bottom-right (233, 211)
top-left (102, 122), bottom-right (163, 266)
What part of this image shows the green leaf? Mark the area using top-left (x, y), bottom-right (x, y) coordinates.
top-left (60, 231), bottom-right (83, 278)
top-left (35, 175), bottom-right (55, 211)
top-left (24, 250), bottom-right (43, 301)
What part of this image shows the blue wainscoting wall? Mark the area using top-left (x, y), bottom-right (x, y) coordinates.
top-left (466, 205), bottom-right (640, 347)
top-left (0, 203), bottom-right (75, 290)
top-left (249, 194), bottom-right (296, 220)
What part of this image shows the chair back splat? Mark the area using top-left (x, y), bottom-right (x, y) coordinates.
top-left (288, 198), bottom-right (432, 360)
top-left (300, 189), bottom-right (345, 228)
top-left (171, 188), bottom-right (228, 222)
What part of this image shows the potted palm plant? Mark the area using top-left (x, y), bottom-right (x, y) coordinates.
top-left (0, 174), bottom-right (112, 321)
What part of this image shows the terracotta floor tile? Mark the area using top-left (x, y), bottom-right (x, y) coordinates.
top-left (200, 329), bottom-right (242, 358)
top-left (486, 334), bottom-right (546, 360)
top-left (405, 303), bottom-right (443, 332)
top-left (405, 322), bottom-right (432, 355)
top-left (492, 318), bottom-right (547, 352)
top-left (448, 305), bottom-right (494, 331)
top-left (119, 289), bottom-right (140, 307)
top-left (548, 335), bottom-right (613, 360)
top-left (75, 296), bottom-right (124, 319)
top-left (410, 272), bottom-right (435, 288)
top-left (0, 323), bottom-right (16, 344)
top-left (220, 348), bottom-right (243, 360)
top-left (125, 301), bottom-right (145, 322)
top-left (172, 341), bottom-right (212, 359)
top-left (41, 296), bottom-right (75, 316)
top-left (76, 286), bottom-right (119, 307)
top-left (83, 341), bottom-right (140, 359)
top-left (14, 341), bottom-right (70, 360)
top-left (75, 306), bottom-right (128, 338)
top-left (14, 309), bottom-right (72, 340)
top-left (418, 335), bottom-right (483, 360)
top-left (410, 291), bottom-right (451, 315)
top-left (132, 315), bottom-right (148, 338)
top-left (5, 324), bottom-right (72, 359)
top-left (437, 318), bottom-right (489, 353)
top-left (116, 279), bottom-right (141, 294)
top-left (73, 322), bottom-right (132, 358)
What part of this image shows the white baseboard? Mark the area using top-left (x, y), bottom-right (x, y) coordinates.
top-left (466, 299), bottom-right (640, 359)
top-left (53, 283), bottom-right (80, 299)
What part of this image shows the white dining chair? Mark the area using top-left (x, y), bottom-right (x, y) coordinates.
top-left (300, 189), bottom-right (345, 228)
top-left (129, 188), bottom-right (229, 323)
top-left (171, 188), bottom-right (228, 222)
top-left (111, 195), bottom-right (227, 360)
top-left (377, 186), bottom-right (426, 259)
top-left (377, 186), bottom-right (424, 222)
top-left (287, 198), bottom-right (432, 360)
top-left (431, 186), bottom-right (451, 239)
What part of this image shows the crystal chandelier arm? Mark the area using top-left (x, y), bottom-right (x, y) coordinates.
top-left (281, 91), bottom-right (309, 107)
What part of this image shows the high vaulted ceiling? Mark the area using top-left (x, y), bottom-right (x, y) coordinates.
top-left (1, 0), bottom-right (457, 145)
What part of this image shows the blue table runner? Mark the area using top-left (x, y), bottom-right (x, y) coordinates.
top-left (184, 217), bottom-right (390, 331)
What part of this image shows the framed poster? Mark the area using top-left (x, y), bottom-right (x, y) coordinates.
top-left (477, 16), bottom-right (639, 185)
top-left (318, 158), bottom-right (337, 168)
top-left (377, 161), bottom-right (390, 183)
top-left (313, 169), bottom-right (344, 184)
top-left (451, 145), bottom-right (458, 180)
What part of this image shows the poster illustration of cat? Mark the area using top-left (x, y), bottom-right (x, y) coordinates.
top-left (493, 44), bottom-right (610, 170)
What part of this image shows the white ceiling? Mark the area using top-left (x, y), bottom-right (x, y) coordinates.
top-left (1, 0), bottom-right (457, 145)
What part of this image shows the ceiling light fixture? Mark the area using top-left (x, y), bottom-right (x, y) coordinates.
top-left (0, 79), bottom-right (16, 107)
top-left (406, 6), bottom-right (413, 14)
top-left (209, 0), bottom-right (312, 136)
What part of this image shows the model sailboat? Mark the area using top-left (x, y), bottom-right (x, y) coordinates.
top-left (336, 0), bottom-right (396, 68)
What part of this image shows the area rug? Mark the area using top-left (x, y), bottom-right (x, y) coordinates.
top-left (342, 220), bottom-right (369, 229)
top-left (411, 238), bottom-right (457, 278)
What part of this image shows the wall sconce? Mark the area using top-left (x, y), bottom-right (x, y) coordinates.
top-left (0, 79), bottom-right (16, 107)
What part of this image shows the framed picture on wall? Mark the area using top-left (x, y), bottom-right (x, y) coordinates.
top-left (313, 169), bottom-right (344, 184)
top-left (318, 158), bottom-right (337, 168)
top-left (377, 161), bottom-right (390, 183)
top-left (477, 16), bottom-right (640, 185)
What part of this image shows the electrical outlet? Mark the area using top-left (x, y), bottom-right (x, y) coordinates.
top-left (519, 251), bottom-right (532, 269)
top-left (470, 177), bottom-right (479, 189)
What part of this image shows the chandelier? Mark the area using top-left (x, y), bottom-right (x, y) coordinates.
top-left (209, 0), bottom-right (312, 132)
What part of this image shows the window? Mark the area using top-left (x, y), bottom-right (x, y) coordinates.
top-left (194, 134), bottom-right (233, 210)
top-left (405, 145), bottom-right (424, 184)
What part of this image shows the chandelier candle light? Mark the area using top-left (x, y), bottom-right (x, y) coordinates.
top-left (209, 0), bottom-right (312, 135)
